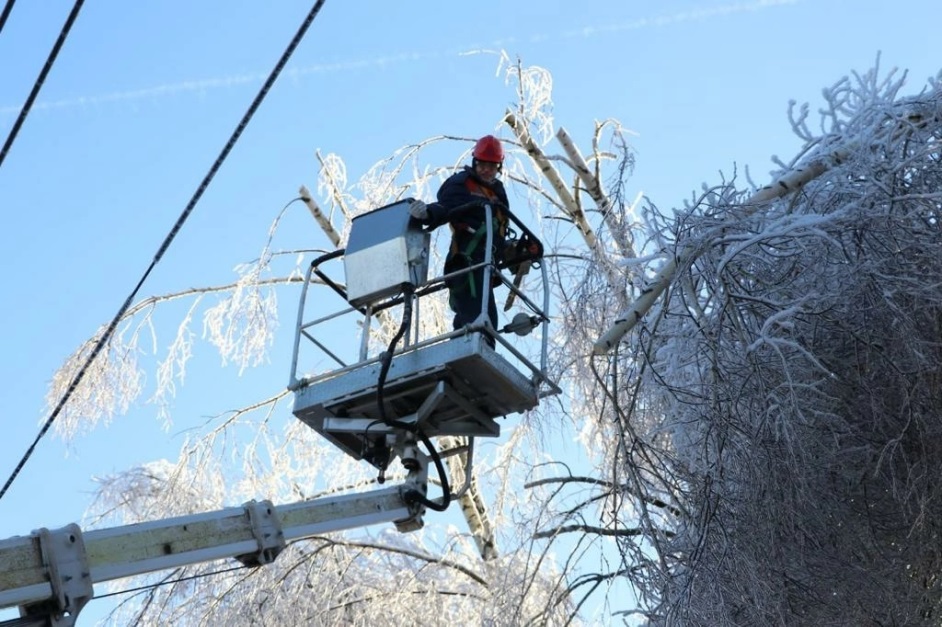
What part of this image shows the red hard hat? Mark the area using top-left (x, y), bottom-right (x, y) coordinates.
top-left (472, 135), bottom-right (504, 163)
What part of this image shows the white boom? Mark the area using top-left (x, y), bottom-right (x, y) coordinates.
top-left (0, 474), bottom-right (426, 627)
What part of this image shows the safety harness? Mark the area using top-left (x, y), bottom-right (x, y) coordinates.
top-left (449, 209), bottom-right (508, 300)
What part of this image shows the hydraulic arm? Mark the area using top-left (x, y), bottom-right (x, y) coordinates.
top-left (0, 470), bottom-right (427, 627)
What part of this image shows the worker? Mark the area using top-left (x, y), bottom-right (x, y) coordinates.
top-left (408, 135), bottom-right (512, 345)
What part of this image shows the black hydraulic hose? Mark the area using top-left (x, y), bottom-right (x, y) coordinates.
top-left (373, 283), bottom-right (451, 511)
top-left (310, 248), bottom-right (348, 303)
top-left (310, 247), bottom-right (344, 265)
top-left (403, 430), bottom-right (452, 512)
top-left (376, 284), bottom-right (416, 431)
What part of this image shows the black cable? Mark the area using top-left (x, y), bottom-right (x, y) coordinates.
top-left (0, 0), bottom-right (16, 35)
top-left (403, 430), bottom-right (452, 512)
top-left (0, 0), bottom-right (329, 502)
top-left (0, 0), bottom-right (83, 169)
top-left (93, 564), bottom-right (245, 601)
top-left (376, 284), bottom-right (417, 432)
top-left (310, 248), bottom-right (350, 302)
top-left (371, 283), bottom-right (451, 511)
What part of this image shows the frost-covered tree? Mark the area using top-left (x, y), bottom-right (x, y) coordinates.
top-left (559, 62), bottom-right (942, 624)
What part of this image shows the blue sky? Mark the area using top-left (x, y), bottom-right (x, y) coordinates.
top-left (0, 0), bottom-right (938, 621)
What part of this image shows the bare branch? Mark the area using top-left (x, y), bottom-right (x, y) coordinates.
top-left (533, 524), bottom-right (643, 540)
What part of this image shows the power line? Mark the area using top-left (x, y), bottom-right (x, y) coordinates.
top-left (0, 0), bottom-right (84, 169)
top-left (0, 0), bottom-right (15, 35)
top-left (0, 0), bottom-right (329, 502)
top-left (94, 564), bottom-right (246, 601)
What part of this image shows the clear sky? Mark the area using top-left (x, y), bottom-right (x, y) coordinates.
top-left (0, 0), bottom-right (938, 622)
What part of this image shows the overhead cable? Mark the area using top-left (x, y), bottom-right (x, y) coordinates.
top-left (0, 0), bottom-right (84, 169)
top-left (0, 0), bottom-right (329, 502)
top-left (0, 0), bottom-right (16, 35)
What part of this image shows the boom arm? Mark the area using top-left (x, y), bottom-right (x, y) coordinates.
top-left (0, 478), bottom-right (426, 627)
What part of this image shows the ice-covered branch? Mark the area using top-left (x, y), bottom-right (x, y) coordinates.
top-left (504, 110), bottom-right (628, 304)
top-left (298, 185), bottom-right (341, 247)
top-left (533, 523), bottom-right (644, 540)
top-left (556, 126), bottom-right (636, 260)
top-left (593, 96), bottom-right (942, 354)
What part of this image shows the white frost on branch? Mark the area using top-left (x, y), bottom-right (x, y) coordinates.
top-left (150, 298), bottom-right (200, 427)
top-left (202, 213), bottom-right (285, 374)
top-left (46, 317), bottom-right (148, 439)
top-left (501, 53), bottom-right (555, 145)
top-left (202, 266), bottom-right (278, 374)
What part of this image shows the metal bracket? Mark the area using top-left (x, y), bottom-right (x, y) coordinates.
top-left (393, 448), bottom-right (430, 533)
top-left (18, 525), bottom-right (93, 627)
top-left (236, 500), bottom-right (286, 567)
top-left (320, 381), bottom-right (446, 438)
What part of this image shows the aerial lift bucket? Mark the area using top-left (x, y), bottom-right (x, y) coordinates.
top-left (288, 199), bottom-right (559, 473)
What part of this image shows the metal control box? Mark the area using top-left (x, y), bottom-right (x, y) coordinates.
top-left (344, 199), bottom-right (430, 308)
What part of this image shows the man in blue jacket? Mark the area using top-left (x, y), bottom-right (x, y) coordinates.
top-left (409, 135), bottom-right (510, 344)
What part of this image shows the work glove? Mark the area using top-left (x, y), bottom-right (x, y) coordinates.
top-left (408, 200), bottom-right (429, 221)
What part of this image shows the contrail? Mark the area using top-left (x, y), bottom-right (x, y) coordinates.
top-left (561, 0), bottom-right (799, 39)
top-left (0, 0), bottom-right (799, 117)
top-left (487, 0), bottom-right (799, 46)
